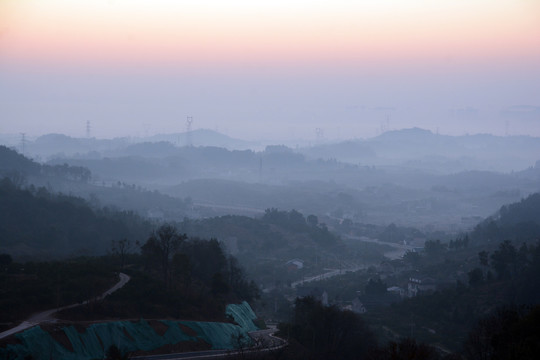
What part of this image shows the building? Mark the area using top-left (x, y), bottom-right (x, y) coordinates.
top-left (407, 276), bottom-right (437, 297)
top-left (285, 258), bottom-right (304, 271)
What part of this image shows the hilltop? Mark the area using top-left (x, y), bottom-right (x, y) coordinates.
top-left (471, 192), bottom-right (540, 245)
top-left (300, 128), bottom-right (540, 173)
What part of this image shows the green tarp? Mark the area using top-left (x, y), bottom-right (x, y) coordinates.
top-left (226, 301), bottom-right (258, 333)
top-left (0, 302), bottom-right (259, 360)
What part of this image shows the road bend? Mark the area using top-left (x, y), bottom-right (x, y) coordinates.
top-left (131, 327), bottom-right (287, 360)
top-left (0, 272), bottom-right (130, 340)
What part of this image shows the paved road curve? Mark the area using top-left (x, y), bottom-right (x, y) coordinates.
top-left (290, 235), bottom-right (415, 288)
top-left (343, 234), bottom-right (415, 260)
top-left (131, 328), bottom-right (286, 360)
top-left (0, 272), bottom-right (130, 340)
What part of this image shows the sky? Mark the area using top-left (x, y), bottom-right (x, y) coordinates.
top-left (1, 0), bottom-right (539, 141)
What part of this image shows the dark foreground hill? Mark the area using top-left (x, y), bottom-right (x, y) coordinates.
top-left (0, 178), bottom-right (152, 258)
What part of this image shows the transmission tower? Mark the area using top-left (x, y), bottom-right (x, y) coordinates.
top-left (86, 121), bottom-right (91, 138)
top-left (186, 116), bottom-right (193, 146)
top-left (315, 127), bottom-right (324, 142)
top-left (142, 123), bottom-right (151, 138)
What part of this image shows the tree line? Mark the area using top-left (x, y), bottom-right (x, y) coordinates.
top-left (274, 296), bottom-right (540, 360)
top-left (139, 224), bottom-right (259, 302)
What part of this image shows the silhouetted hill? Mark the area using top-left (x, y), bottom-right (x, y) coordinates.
top-left (0, 145), bottom-right (40, 176)
top-left (0, 178), bottom-right (152, 258)
top-left (298, 141), bottom-right (376, 163)
top-left (496, 193), bottom-right (540, 226)
top-left (515, 160), bottom-right (540, 181)
top-left (49, 145), bottom-right (308, 185)
top-left (147, 129), bottom-right (259, 149)
top-left (471, 193), bottom-right (540, 244)
top-left (114, 141), bottom-right (178, 157)
top-left (15, 129), bottom-right (258, 160)
top-left (0, 146), bottom-right (192, 222)
top-left (176, 209), bottom-right (349, 289)
top-left (31, 134), bottom-right (129, 158)
top-left (0, 145), bottom-right (91, 183)
top-left (300, 128), bottom-right (540, 173)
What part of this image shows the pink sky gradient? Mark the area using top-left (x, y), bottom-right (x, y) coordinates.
top-left (2, 0), bottom-right (539, 67)
top-left (1, 0), bottom-right (539, 140)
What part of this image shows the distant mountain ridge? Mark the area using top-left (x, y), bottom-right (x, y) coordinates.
top-left (6, 129), bottom-right (259, 160)
top-left (300, 128), bottom-right (540, 173)
top-left (146, 129), bottom-right (259, 149)
top-left (2, 127), bottom-right (539, 173)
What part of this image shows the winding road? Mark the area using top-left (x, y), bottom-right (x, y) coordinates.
top-left (0, 272), bottom-right (130, 340)
top-left (131, 327), bottom-right (287, 360)
top-left (291, 235), bottom-right (416, 288)
top-left (343, 234), bottom-right (415, 259)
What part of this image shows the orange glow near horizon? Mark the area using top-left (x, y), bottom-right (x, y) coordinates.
top-left (1, 0), bottom-right (539, 69)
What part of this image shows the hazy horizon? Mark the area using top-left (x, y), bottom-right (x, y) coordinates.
top-left (4, 124), bottom-right (540, 146)
top-left (1, 0), bottom-right (539, 140)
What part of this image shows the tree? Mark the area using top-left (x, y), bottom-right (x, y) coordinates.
top-left (227, 255), bottom-right (260, 301)
top-left (0, 253), bottom-right (12, 272)
top-left (424, 239), bottom-right (447, 257)
top-left (111, 238), bottom-right (134, 270)
top-left (490, 240), bottom-right (517, 280)
top-left (141, 224), bottom-right (186, 287)
top-left (288, 209), bottom-right (306, 229)
top-left (307, 214), bottom-right (319, 227)
top-left (478, 251), bottom-right (489, 267)
top-left (463, 306), bottom-right (540, 360)
top-left (365, 278), bottom-right (387, 295)
top-left (171, 252), bottom-right (191, 289)
top-left (403, 250), bottom-right (421, 266)
top-left (368, 338), bottom-right (441, 360)
top-left (182, 238), bottom-right (227, 284)
top-left (280, 297), bottom-right (375, 360)
top-left (106, 345), bottom-right (129, 360)
top-left (211, 272), bottom-right (230, 295)
top-left (230, 332), bottom-right (250, 359)
top-left (468, 268), bottom-right (484, 287)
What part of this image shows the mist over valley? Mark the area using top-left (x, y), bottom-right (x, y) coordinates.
top-left (2, 0), bottom-right (540, 358)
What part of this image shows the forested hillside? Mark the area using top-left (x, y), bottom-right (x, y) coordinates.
top-left (0, 178), bottom-right (152, 258)
top-left (471, 193), bottom-right (540, 244)
top-left (0, 225), bottom-right (259, 332)
top-left (0, 145), bottom-right (91, 183)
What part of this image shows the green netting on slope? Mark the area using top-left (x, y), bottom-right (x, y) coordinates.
top-left (0, 320), bottom-right (197, 360)
top-left (159, 320), bottom-right (198, 344)
top-left (0, 326), bottom-right (74, 360)
top-left (63, 319), bottom-right (198, 359)
top-left (226, 301), bottom-right (259, 332)
top-left (0, 302), bottom-right (258, 360)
